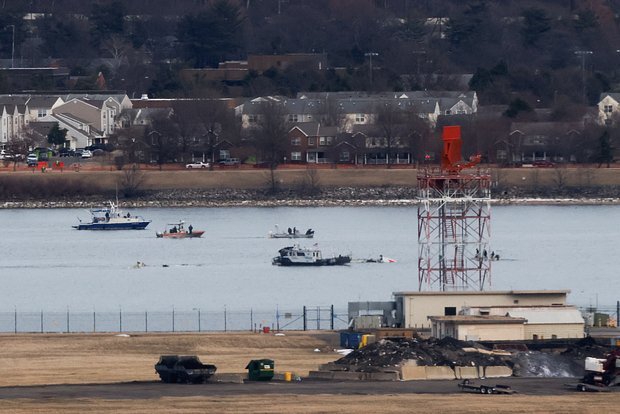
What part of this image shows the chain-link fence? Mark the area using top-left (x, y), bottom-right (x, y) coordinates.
top-left (0, 306), bottom-right (349, 333)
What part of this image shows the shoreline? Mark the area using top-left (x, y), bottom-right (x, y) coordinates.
top-left (3, 196), bottom-right (620, 209)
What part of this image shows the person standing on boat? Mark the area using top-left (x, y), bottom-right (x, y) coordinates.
top-left (105, 211), bottom-right (110, 222)
top-left (188, 224), bottom-right (193, 234)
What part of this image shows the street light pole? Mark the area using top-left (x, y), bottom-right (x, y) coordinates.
top-left (364, 52), bottom-right (379, 88)
top-left (575, 50), bottom-right (593, 104)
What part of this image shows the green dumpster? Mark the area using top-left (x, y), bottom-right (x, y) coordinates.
top-left (246, 359), bottom-right (275, 381)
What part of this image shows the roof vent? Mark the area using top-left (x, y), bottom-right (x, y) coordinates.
top-left (140, 94), bottom-right (149, 100)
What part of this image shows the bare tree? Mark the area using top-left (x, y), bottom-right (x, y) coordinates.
top-left (253, 102), bottom-right (290, 192)
top-left (553, 165), bottom-right (568, 192)
top-left (6, 128), bottom-right (41, 171)
top-left (117, 164), bottom-right (145, 198)
top-left (147, 114), bottom-right (181, 170)
top-left (375, 100), bottom-right (409, 167)
top-left (101, 34), bottom-right (130, 75)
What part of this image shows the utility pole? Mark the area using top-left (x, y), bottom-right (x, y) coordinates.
top-left (575, 50), bottom-right (593, 104)
top-left (364, 52), bottom-right (379, 89)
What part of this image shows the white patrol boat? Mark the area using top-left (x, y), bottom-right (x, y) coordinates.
top-left (272, 244), bottom-right (351, 266)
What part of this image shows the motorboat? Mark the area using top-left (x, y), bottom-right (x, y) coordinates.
top-left (268, 225), bottom-right (314, 239)
top-left (73, 202), bottom-right (151, 230)
top-left (156, 221), bottom-right (204, 238)
top-left (272, 244), bottom-right (351, 266)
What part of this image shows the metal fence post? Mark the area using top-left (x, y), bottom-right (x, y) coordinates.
top-left (93, 311), bottom-right (96, 333)
top-left (66, 307), bottom-right (70, 333)
top-left (41, 310), bottom-right (44, 333)
top-left (119, 308), bottom-right (122, 332)
top-left (303, 306), bottom-right (307, 331)
top-left (172, 307), bottom-right (175, 332)
top-left (250, 308), bottom-right (253, 332)
top-left (145, 311), bottom-right (148, 333)
top-left (317, 306), bottom-right (320, 330)
top-left (331, 305), bottom-right (334, 330)
top-left (198, 308), bottom-right (201, 332)
top-left (224, 305), bottom-right (227, 332)
top-left (276, 306), bottom-right (280, 331)
top-left (14, 307), bottom-right (17, 334)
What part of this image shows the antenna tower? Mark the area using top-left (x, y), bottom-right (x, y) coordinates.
top-left (417, 126), bottom-right (492, 291)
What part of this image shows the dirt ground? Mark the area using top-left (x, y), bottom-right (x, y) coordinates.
top-left (0, 332), bottom-right (618, 413)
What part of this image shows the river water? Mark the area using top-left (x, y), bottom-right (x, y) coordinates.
top-left (0, 205), bottom-right (618, 314)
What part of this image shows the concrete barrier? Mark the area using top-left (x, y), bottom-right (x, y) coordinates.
top-left (399, 365), bottom-right (427, 380)
top-left (424, 366), bottom-right (456, 380)
top-left (455, 366), bottom-right (479, 379)
top-left (368, 371), bottom-right (400, 381)
top-left (484, 366), bottom-right (513, 378)
top-left (307, 370), bottom-right (335, 380)
top-left (332, 371), bottom-right (367, 380)
top-left (318, 363), bottom-right (350, 371)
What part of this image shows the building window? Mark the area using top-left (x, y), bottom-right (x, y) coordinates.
top-left (340, 151), bottom-right (350, 161)
top-left (288, 114), bottom-right (298, 122)
top-left (308, 137), bottom-right (315, 146)
top-left (444, 307), bottom-right (456, 316)
top-left (291, 137), bottom-right (301, 146)
top-left (604, 105), bottom-right (613, 114)
top-left (219, 150), bottom-right (230, 159)
top-left (355, 114), bottom-right (365, 123)
top-left (319, 136), bottom-right (332, 146)
top-left (248, 114), bottom-right (258, 124)
top-left (497, 150), bottom-right (507, 160)
top-left (37, 109), bottom-right (46, 118)
top-left (291, 151), bottom-right (301, 161)
top-left (445, 110), bottom-right (452, 115)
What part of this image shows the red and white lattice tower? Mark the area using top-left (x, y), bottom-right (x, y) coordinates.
top-left (417, 126), bottom-right (492, 291)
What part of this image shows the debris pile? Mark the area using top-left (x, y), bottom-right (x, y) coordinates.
top-left (334, 337), bottom-right (510, 372)
top-left (333, 336), bottom-right (614, 378)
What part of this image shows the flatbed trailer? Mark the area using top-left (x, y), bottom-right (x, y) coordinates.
top-left (565, 382), bottom-right (616, 392)
top-left (457, 379), bottom-right (516, 395)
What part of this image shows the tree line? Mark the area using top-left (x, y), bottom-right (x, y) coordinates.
top-left (0, 0), bottom-right (618, 110)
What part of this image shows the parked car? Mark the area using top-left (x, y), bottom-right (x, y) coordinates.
top-left (81, 150), bottom-right (93, 159)
top-left (185, 161), bottom-right (211, 169)
top-left (0, 150), bottom-right (14, 160)
top-left (532, 160), bottom-right (554, 168)
top-left (219, 158), bottom-right (240, 166)
top-left (26, 153), bottom-right (39, 166)
top-left (59, 148), bottom-right (76, 157)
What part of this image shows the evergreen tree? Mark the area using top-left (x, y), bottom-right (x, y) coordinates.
top-left (47, 123), bottom-right (68, 147)
top-left (596, 130), bottom-right (613, 168)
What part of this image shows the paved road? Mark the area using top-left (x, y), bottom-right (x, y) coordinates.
top-left (1, 378), bottom-right (612, 400)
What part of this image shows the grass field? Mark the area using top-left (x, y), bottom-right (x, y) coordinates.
top-left (2, 165), bottom-right (620, 195)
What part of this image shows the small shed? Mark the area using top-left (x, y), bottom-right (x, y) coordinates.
top-left (428, 315), bottom-right (527, 341)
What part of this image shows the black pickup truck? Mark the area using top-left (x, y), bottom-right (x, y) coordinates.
top-left (155, 355), bottom-right (217, 384)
